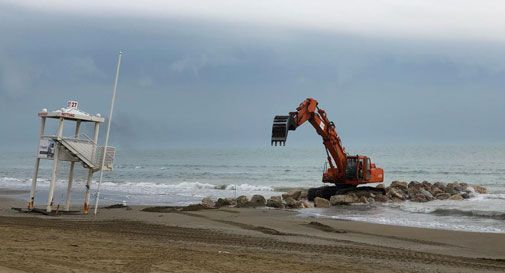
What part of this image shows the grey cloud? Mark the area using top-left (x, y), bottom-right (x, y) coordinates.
top-left (1, 3), bottom-right (505, 150)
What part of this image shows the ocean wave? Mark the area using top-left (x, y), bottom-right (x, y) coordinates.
top-left (430, 208), bottom-right (505, 220)
top-left (100, 181), bottom-right (274, 192)
top-left (388, 169), bottom-right (505, 176)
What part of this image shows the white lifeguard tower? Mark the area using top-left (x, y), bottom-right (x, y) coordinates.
top-left (29, 100), bottom-right (115, 214)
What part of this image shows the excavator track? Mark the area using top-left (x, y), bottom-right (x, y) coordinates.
top-left (307, 185), bottom-right (385, 201)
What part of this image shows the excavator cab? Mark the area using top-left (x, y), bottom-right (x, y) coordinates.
top-left (271, 115), bottom-right (296, 146)
top-left (345, 156), bottom-right (384, 184)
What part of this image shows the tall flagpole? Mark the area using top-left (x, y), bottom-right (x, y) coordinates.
top-left (94, 51), bottom-right (122, 215)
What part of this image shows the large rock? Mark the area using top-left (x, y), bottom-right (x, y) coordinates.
top-left (408, 181), bottom-right (422, 189)
top-left (300, 190), bottom-right (308, 200)
top-left (387, 187), bottom-right (406, 200)
top-left (330, 194), bottom-right (358, 205)
top-left (433, 182), bottom-right (446, 191)
top-left (314, 197), bottom-right (330, 208)
top-left (449, 194), bottom-right (464, 201)
top-left (472, 185), bottom-right (488, 194)
top-left (266, 196), bottom-right (284, 208)
top-left (421, 181), bottom-right (433, 191)
top-left (410, 194), bottom-right (429, 202)
top-left (375, 184), bottom-right (385, 189)
top-left (446, 182), bottom-right (463, 194)
top-left (435, 193), bottom-right (451, 200)
top-left (282, 190), bottom-right (302, 201)
top-left (419, 188), bottom-right (434, 201)
top-left (358, 196), bottom-right (369, 204)
top-left (431, 187), bottom-right (444, 196)
top-left (390, 181), bottom-right (408, 191)
top-left (250, 195), bottom-right (266, 207)
top-left (373, 194), bottom-right (388, 202)
top-left (215, 198), bottom-right (231, 208)
top-left (284, 197), bottom-right (303, 208)
top-left (201, 197), bottom-right (215, 208)
top-left (236, 195), bottom-right (250, 207)
top-left (460, 183), bottom-right (470, 192)
top-left (225, 198), bottom-right (237, 207)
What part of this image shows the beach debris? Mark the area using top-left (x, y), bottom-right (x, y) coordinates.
top-left (250, 195), bottom-right (267, 207)
top-left (313, 197), bottom-right (330, 208)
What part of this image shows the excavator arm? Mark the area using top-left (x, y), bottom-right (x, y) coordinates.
top-left (272, 98), bottom-right (384, 186)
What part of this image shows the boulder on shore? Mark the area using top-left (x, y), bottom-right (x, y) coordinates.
top-left (373, 194), bottom-right (388, 202)
top-left (390, 181), bottom-right (408, 191)
top-left (266, 196), bottom-right (284, 208)
top-left (215, 198), bottom-right (231, 208)
top-left (435, 193), bottom-right (451, 200)
top-left (325, 181), bottom-right (488, 206)
top-left (314, 197), bottom-right (330, 208)
top-left (284, 197), bottom-right (303, 208)
top-left (250, 195), bottom-right (267, 207)
top-left (282, 190), bottom-right (302, 201)
top-left (448, 194), bottom-right (464, 201)
top-left (330, 194), bottom-right (358, 205)
top-left (387, 187), bottom-right (406, 200)
top-left (236, 195), bottom-right (250, 207)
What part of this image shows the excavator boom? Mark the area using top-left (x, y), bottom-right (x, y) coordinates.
top-left (271, 98), bottom-right (384, 187)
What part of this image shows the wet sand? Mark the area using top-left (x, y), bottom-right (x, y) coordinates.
top-left (0, 189), bottom-right (504, 273)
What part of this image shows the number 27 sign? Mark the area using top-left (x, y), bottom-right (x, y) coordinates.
top-left (67, 100), bottom-right (78, 109)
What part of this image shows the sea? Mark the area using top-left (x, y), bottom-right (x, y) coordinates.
top-left (1, 144), bottom-right (504, 233)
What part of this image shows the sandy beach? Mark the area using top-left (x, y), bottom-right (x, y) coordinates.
top-left (0, 189), bottom-right (504, 273)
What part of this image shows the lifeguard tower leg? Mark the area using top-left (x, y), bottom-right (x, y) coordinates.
top-left (29, 158), bottom-right (40, 209)
top-left (29, 117), bottom-right (46, 209)
top-left (46, 118), bottom-right (64, 213)
top-left (83, 170), bottom-right (93, 214)
top-left (46, 143), bottom-right (60, 212)
top-left (65, 162), bottom-right (75, 211)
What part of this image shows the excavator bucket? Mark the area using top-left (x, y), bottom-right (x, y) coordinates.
top-left (271, 115), bottom-right (295, 146)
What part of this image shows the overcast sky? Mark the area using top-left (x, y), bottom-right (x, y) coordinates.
top-left (1, 1), bottom-right (504, 151)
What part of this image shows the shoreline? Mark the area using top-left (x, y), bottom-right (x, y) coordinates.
top-left (0, 187), bottom-right (505, 234)
top-left (1, 189), bottom-right (505, 272)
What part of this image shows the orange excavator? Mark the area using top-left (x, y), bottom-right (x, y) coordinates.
top-left (272, 98), bottom-right (384, 200)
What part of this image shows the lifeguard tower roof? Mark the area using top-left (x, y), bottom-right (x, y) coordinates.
top-left (38, 101), bottom-right (104, 123)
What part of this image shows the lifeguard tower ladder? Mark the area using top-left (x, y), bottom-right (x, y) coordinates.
top-left (29, 100), bottom-right (115, 214)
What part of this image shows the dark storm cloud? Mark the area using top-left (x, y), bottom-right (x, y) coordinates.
top-left (1, 3), bottom-right (505, 151)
